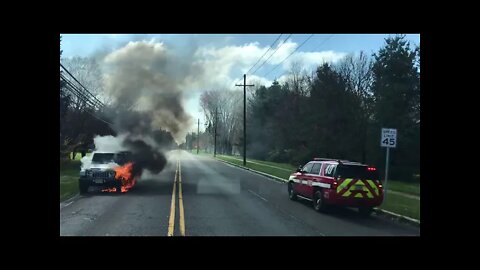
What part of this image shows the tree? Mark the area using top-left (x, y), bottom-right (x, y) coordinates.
top-left (335, 51), bottom-right (374, 162)
top-left (371, 35), bottom-right (420, 181)
top-left (61, 56), bottom-right (105, 111)
top-left (200, 89), bottom-right (243, 155)
top-left (307, 63), bottom-right (362, 163)
top-left (60, 35), bottom-right (72, 158)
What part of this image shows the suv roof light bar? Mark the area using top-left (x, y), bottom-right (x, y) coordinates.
top-left (313, 157), bottom-right (346, 165)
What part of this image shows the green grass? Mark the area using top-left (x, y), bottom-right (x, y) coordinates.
top-left (223, 155), bottom-right (297, 171)
top-left (60, 159), bottom-right (81, 202)
top-left (215, 155), bottom-right (293, 179)
top-left (380, 192), bottom-right (420, 220)
top-left (387, 180), bottom-right (420, 196)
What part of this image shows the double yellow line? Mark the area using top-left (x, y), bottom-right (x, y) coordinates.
top-left (167, 160), bottom-right (185, 236)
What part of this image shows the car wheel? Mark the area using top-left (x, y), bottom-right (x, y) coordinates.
top-left (358, 207), bottom-right (373, 217)
top-left (116, 181), bottom-right (123, 194)
top-left (288, 182), bottom-right (297, 201)
top-left (313, 190), bottom-right (328, 212)
top-left (79, 182), bottom-right (89, 194)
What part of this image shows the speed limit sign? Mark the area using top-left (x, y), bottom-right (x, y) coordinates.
top-left (381, 128), bottom-right (397, 201)
top-left (381, 128), bottom-right (397, 148)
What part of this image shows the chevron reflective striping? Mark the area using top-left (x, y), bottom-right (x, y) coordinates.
top-left (337, 178), bottom-right (353, 193)
top-left (365, 180), bottom-right (379, 196)
top-left (340, 179), bottom-right (375, 199)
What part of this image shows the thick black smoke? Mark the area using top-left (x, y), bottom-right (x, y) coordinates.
top-left (100, 40), bottom-right (199, 177)
top-left (122, 138), bottom-right (167, 177)
top-left (103, 40), bottom-right (198, 143)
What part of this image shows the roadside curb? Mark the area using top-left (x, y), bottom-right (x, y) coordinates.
top-left (213, 156), bottom-right (420, 227)
top-left (60, 193), bottom-right (80, 209)
top-left (374, 208), bottom-right (420, 227)
top-left (215, 158), bottom-right (288, 184)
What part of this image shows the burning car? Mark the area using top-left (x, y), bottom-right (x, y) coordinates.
top-left (79, 151), bottom-right (137, 194)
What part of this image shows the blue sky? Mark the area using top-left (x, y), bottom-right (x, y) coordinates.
top-left (61, 34), bottom-right (420, 133)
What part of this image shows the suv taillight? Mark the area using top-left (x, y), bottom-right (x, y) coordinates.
top-left (332, 178), bottom-right (339, 189)
top-left (377, 180), bottom-right (383, 188)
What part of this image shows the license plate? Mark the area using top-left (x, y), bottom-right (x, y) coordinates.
top-left (94, 179), bottom-right (104, 184)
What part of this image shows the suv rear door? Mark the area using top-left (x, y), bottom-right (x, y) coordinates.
top-left (334, 164), bottom-right (381, 200)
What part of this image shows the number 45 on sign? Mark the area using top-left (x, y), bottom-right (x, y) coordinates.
top-left (381, 128), bottom-right (397, 148)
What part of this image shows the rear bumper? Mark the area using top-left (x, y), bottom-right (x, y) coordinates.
top-left (323, 189), bottom-right (383, 207)
top-left (79, 176), bottom-right (120, 187)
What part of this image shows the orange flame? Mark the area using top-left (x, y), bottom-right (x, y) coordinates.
top-left (102, 162), bottom-right (137, 193)
top-left (115, 162), bottom-right (134, 181)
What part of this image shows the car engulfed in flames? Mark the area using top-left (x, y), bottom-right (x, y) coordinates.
top-left (79, 152), bottom-right (139, 194)
top-left (102, 162), bottom-right (138, 193)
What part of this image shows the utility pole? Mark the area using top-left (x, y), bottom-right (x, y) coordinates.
top-left (214, 107), bottom-right (218, 157)
top-left (236, 74), bottom-right (254, 166)
top-left (197, 118), bottom-right (200, 154)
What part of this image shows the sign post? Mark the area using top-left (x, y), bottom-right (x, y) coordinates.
top-left (380, 128), bottom-right (397, 200)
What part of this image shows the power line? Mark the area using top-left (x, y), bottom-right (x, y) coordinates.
top-left (60, 63), bottom-right (105, 108)
top-left (315, 34), bottom-right (335, 50)
top-left (85, 109), bottom-right (114, 126)
top-left (60, 65), bottom-right (113, 126)
top-left (251, 34), bottom-right (293, 76)
top-left (276, 34), bottom-right (336, 79)
top-left (61, 74), bottom-right (101, 109)
top-left (227, 34), bottom-right (291, 89)
top-left (245, 34), bottom-right (283, 75)
top-left (263, 34), bottom-right (315, 79)
top-left (61, 63), bottom-right (104, 107)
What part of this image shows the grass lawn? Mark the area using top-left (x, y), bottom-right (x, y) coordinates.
top-left (386, 180), bottom-right (420, 196)
top-left (380, 192), bottom-right (420, 220)
top-left (215, 155), bottom-right (293, 179)
top-left (60, 157), bottom-right (81, 202)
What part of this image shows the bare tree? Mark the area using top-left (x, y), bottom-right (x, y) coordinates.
top-left (335, 51), bottom-right (374, 162)
top-left (285, 61), bottom-right (310, 96)
top-left (61, 56), bottom-right (105, 111)
top-left (200, 89), bottom-right (243, 155)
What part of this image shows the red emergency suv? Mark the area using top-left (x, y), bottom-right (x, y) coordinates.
top-left (287, 158), bottom-right (383, 216)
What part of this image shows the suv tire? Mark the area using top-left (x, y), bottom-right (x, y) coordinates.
top-left (116, 181), bottom-right (123, 194)
top-left (79, 182), bottom-right (89, 194)
top-left (358, 207), bottom-right (373, 217)
top-left (313, 190), bottom-right (328, 212)
top-left (288, 182), bottom-right (298, 201)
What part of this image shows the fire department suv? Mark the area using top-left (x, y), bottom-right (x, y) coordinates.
top-left (287, 158), bottom-right (383, 216)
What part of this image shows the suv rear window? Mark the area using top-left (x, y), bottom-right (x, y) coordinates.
top-left (335, 165), bottom-right (379, 180)
top-left (92, 153), bottom-right (115, 164)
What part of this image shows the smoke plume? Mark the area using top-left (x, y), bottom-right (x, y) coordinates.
top-left (103, 40), bottom-right (200, 143)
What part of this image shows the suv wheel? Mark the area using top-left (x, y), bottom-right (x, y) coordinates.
top-left (358, 207), bottom-right (373, 217)
top-left (288, 182), bottom-right (297, 201)
top-left (79, 182), bottom-right (89, 194)
top-left (313, 190), bottom-right (328, 212)
top-left (116, 181), bottom-right (123, 194)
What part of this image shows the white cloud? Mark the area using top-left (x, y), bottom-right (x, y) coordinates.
top-left (285, 50), bottom-right (347, 70)
top-left (190, 40), bottom-right (346, 91)
top-left (100, 38), bottom-right (348, 133)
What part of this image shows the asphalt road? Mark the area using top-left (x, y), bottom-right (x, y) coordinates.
top-left (60, 150), bottom-right (420, 236)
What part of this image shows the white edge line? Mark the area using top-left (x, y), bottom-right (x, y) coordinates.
top-left (215, 159), bottom-right (287, 184)
top-left (247, 189), bottom-right (268, 202)
top-left (60, 194), bottom-right (80, 210)
top-left (374, 208), bottom-right (421, 225)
